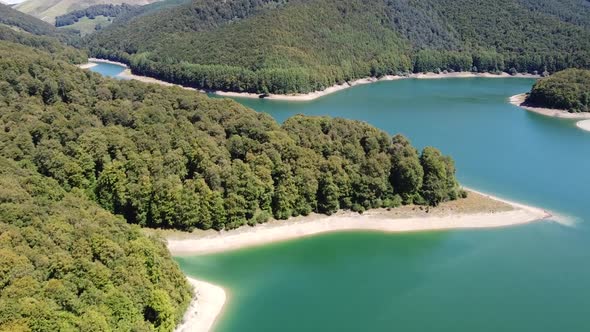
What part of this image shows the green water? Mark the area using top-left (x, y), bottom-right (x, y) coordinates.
top-left (90, 64), bottom-right (590, 331)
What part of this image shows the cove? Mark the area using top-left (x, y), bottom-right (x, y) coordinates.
top-left (90, 63), bottom-right (590, 331)
top-left (88, 61), bottom-right (127, 78)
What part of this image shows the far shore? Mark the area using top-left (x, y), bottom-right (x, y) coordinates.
top-left (80, 58), bottom-right (538, 102)
top-left (165, 189), bottom-right (551, 332)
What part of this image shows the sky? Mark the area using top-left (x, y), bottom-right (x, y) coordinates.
top-left (3, 0), bottom-right (26, 4)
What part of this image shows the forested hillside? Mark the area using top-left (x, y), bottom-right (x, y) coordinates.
top-left (0, 6), bottom-right (467, 330)
top-left (0, 37), bottom-right (460, 232)
top-left (0, 3), bottom-right (61, 36)
top-left (55, 4), bottom-right (137, 27)
top-left (85, 0), bottom-right (590, 94)
top-left (0, 157), bottom-right (191, 331)
top-left (0, 29), bottom-right (193, 330)
top-left (0, 3), bottom-right (80, 42)
top-left (527, 69), bottom-right (590, 112)
top-left (14, 0), bottom-right (162, 23)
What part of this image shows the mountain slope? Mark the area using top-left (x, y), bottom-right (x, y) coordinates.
top-left (86, 0), bottom-right (590, 94)
top-left (0, 30), bottom-right (191, 332)
top-left (0, 2), bottom-right (60, 35)
top-left (15, 0), bottom-right (163, 23)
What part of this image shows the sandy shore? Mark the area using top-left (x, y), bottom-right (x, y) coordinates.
top-left (78, 62), bottom-right (98, 69)
top-left (166, 190), bottom-right (550, 256)
top-left (80, 59), bottom-right (538, 101)
top-left (509, 93), bottom-right (590, 120)
top-left (175, 277), bottom-right (226, 332)
top-left (87, 58), bottom-right (129, 67)
top-left (216, 72), bottom-right (539, 102)
top-left (576, 119), bottom-right (590, 132)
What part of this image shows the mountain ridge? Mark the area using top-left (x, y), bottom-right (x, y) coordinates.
top-left (85, 0), bottom-right (590, 94)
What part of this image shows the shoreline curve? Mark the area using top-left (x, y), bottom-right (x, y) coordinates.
top-left (166, 190), bottom-right (550, 257)
top-left (576, 119), bottom-right (590, 132)
top-left (509, 93), bottom-right (590, 120)
top-left (174, 277), bottom-right (226, 332)
top-left (81, 58), bottom-right (538, 102)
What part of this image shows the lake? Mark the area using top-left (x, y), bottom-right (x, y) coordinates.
top-left (91, 62), bottom-right (590, 331)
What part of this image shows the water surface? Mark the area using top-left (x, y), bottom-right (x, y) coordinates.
top-left (91, 63), bottom-right (590, 331)
top-left (89, 61), bottom-right (126, 78)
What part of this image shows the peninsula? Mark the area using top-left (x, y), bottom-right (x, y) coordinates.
top-left (510, 69), bottom-right (590, 131)
top-left (163, 189), bottom-right (551, 332)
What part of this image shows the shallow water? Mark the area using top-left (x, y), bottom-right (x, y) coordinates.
top-left (88, 61), bottom-right (126, 78)
top-left (90, 63), bottom-right (590, 331)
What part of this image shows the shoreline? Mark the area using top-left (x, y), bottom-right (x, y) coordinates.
top-left (576, 119), bottom-right (590, 132)
top-left (509, 93), bottom-right (590, 120)
top-left (166, 190), bottom-right (552, 332)
top-left (166, 190), bottom-right (550, 257)
top-left (210, 72), bottom-right (539, 101)
top-left (81, 59), bottom-right (538, 102)
top-left (174, 277), bottom-right (226, 332)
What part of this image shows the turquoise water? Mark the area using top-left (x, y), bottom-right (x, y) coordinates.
top-left (89, 61), bottom-right (126, 78)
top-left (91, 63), bottom-right (590, 331)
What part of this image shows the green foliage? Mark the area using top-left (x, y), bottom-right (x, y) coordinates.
top-left (85, 0), bottom-right (590, 94)
top-left (0, 39), bottom-right (460, 234)
top-left (527, 69), bottom-right (590, 112)
top-left (0, 158), bottom-right (192, 331)
top-left (86, 0), bottom-right (412, 94)
top-left (0, 3), bottom-right (79, 43)
top-left (420, 147), bottom-right (459, 206)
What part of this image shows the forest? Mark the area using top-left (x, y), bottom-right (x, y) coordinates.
top-left (0, 17), bottom-right (193, 330)
top-left (84, 0), bottom-right (590, 94)
top-left (0, 38), bottom-right (461, 232)
top-left (55, 4), bottom-right (138, 28)
top-left (527, 69), bottom-right (590, 112)
top-left (0, 157), bottom-right (191, 331)
top-left (0, 17), bottom-right (464, 329)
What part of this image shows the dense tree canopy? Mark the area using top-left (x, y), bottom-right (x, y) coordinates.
top-left (0, 158), bottom-right (192, 331)
top-left (0, 28), bottom-right (192, 332)
top-left (55, 4), bottom-right (138, 28)
top-left (0, 37), bottom-right (460, 232)
top-left (0, 9), bottom-right (469, 330)
top-left (84, 0), bottom-right (590, 94)
top-left (527, 69), bottom-right (590, 112)
top-left (0, 3), bottom-right (79, 42)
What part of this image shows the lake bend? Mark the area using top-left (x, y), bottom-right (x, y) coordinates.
top-left (90, 62), bottom-right (590, 331)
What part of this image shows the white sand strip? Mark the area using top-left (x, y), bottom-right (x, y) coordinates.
top-left (78, 62), bottom-right (98, 69)
top-left (215, 73), bottom-right (539, 102)
top-left (576, 120), bottom-right (590, 132)
top-left (167, 200), bottom-right (549, 257)
top-left (175, 277), bottom-right (226, 332)
top-left (79, 59), bottom-right (538, 102)
top-left (510, 93), bottom-right (590, 119)
top-left (87, 58), bottom-right (129, 67)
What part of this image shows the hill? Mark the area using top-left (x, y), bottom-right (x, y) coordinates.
top-left (0, 30), bottom-right (192, 331)
top-left (15, 0), bottom-right (163, 23)
top-left (85, 0), bottom-right (590, 94)
top-left (527, 69), bottom-right (590, 112)
top-left (0, 4), bottom-right (466, 329)
top-left (0, 2), bottom-right (81, 43)
top-left (0, 2), bottom-right (60, 35)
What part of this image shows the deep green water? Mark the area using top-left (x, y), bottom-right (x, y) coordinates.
top-left (91, 64), bottom-right (590, 331)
